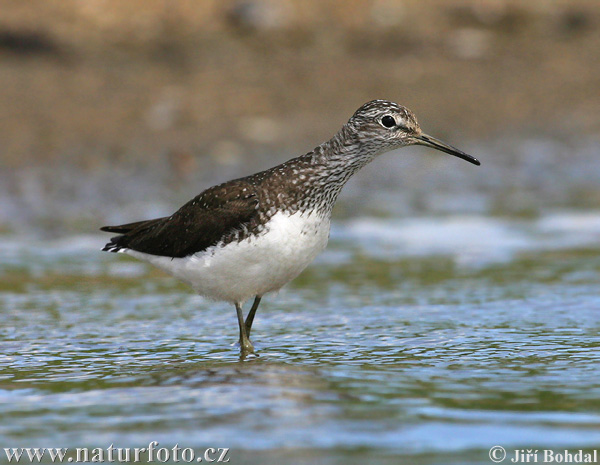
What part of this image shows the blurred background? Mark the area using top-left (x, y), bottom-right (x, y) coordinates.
top-left (1, 2), bottom-right (600, 465)
top-left (1, 0), bottom-right (599, 233)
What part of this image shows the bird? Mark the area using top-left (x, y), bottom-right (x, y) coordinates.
top-left (101, 100), bottom-right (480, 355)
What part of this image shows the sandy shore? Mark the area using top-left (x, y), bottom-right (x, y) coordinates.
top-left (0, 0), bottom-right (598, 170)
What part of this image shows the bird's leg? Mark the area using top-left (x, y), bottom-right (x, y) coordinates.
top-left (235, 302), bottom-right (255, 354)
top-left (244, 296), bottom-right (262, 338)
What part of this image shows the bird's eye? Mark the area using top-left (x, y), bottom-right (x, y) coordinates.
top-left (381, 115), bottom-right (396, 128)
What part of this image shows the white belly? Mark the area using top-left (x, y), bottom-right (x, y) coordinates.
top-left (124, 211), bottom-right (330, 304)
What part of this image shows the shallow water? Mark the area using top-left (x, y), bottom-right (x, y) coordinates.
top-left (1, 212), bottom-right (599, 464)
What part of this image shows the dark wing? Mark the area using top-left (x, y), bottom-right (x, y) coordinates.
top-left (100, 218), bottom-right (166, 234)
top-left (101, 181), bottom-right (259, 258)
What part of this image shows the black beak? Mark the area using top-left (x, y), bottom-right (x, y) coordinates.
top-left (415, 134), bottom-right (480, 166)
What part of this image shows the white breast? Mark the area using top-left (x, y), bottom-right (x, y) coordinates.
top-left (124, 210), bottom-right (331, 304)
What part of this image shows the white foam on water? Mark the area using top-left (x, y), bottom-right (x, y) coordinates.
top-left (331, 211), bottom-right (600, 267)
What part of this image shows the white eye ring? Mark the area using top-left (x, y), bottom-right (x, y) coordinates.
top-left (381, 115), bottom-right (396, 128)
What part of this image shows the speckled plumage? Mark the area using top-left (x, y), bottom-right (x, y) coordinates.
top-left (101, 100), bottom-right (480, 354)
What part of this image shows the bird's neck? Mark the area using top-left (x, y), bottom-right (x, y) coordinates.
top-left (308, 125), bottom-right (379, 183)
top-left (296, 125), bottom-right (380, 215)
top-left (313, 124), bottom-right (379, 170)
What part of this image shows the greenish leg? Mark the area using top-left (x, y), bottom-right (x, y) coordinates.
top-left (244, 296), bottom-right (262, 338)
top-left (236, 302), bottom-right (255, 354)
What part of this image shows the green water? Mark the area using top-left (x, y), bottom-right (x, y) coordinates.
top-left (1, 214), bottom-right (599, 464)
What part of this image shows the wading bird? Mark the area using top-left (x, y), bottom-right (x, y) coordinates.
top-left (102, 100), bottom-right (480, 355)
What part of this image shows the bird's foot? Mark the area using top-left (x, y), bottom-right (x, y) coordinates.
top-left (235, 337), bottom-right (257, 357)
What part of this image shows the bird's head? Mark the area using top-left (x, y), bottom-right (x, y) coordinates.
top-left (346, 100), bottom-right (480, 166)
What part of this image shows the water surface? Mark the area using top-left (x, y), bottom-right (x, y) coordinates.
top-left (1, 212), bottom-right (599, 464)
